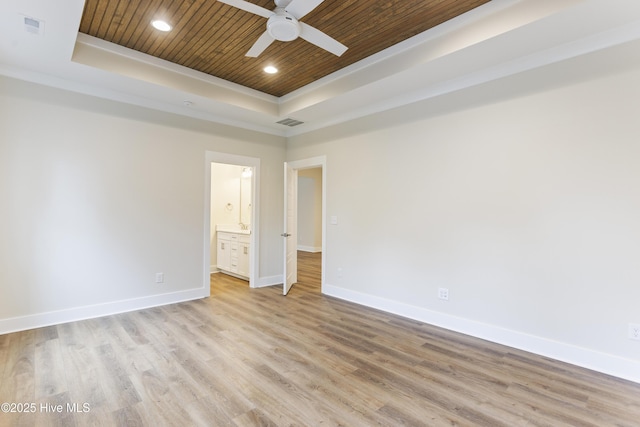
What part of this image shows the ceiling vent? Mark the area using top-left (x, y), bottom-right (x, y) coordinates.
top-left (23, 15), bottom-right (44, 36)
top-left (277, 118), bottom-right (304, 127)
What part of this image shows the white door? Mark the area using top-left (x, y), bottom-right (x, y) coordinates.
top-left (283, 162), bottom-right (298, 295)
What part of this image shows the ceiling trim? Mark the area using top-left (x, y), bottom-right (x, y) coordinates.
top-left (3, 0), bottom-right (640, 138)
top-left (70, 0), bottom-right (581, 134)
top-left (73, 33), bottom-right (279, 115)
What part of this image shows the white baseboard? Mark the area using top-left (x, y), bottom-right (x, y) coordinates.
top-left (323, 284), bottom-right (640, 384)
top-left (0, 287), bottom-right (209, 335)
top-left (297, 245), bottom-right (321, 253)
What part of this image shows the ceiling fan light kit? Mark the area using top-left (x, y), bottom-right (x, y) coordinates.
top-left (267, 12), bottom-right (300, 41)
top-left (218, 0), bottom-right (347, 57)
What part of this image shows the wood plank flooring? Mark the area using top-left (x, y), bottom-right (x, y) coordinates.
top-left (1, 251), bottom-right (640, 426)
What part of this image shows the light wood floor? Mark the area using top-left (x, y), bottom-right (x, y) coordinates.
top-left (1, 251), bottom-right (640, 426)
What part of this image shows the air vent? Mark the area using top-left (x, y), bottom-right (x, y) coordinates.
top-left (23, 15), bottom-right (44, 36)
top-left (277, 118), bottom-right (304, 127)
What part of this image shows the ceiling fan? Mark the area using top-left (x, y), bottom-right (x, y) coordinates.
top-left (218, 0), bottom-right (348, 57)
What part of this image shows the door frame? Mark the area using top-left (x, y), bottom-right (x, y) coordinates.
top-left (284, 155), bottom-right (326, 293)
top-left (205, 151), bottom-right (261, 291)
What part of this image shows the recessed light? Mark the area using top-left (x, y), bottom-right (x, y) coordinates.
top-left (264, 66), bottom-right (278, 74)
top-left (151, 20), bottom-right (172, 32)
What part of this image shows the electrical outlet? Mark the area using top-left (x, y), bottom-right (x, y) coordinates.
top-left (438, 287), bottom-right (449, 301)
top-left (629, 323), bottom-right (640, 341)
top-left (155, 272), bottom-right (164, 283)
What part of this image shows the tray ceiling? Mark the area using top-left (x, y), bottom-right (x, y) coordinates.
top-left (79, 0), bottom-right (491, 97)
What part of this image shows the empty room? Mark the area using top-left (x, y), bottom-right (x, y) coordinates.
top-left (2, 0), bottom-right (640, 425)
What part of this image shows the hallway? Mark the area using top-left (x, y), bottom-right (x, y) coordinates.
top-left (292, 250), bottom-right (321, 293)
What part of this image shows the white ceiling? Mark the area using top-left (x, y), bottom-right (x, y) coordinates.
top-left (2, 0), bottom-right (640, 137)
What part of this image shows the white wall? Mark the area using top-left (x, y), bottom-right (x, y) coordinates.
top-left (297, 168), bottom-right (322, 252)
top-left (286, 60), bottom-right (640, 381)
top-left (0, 76), bottom-right (285, 332)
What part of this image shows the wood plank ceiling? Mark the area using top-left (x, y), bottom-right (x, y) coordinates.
top-left (79, 0), bottom-right (491, 97)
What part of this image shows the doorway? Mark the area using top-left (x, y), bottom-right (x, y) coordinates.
top-left (204, 152), bottom-right (260, 291)
top-left (282, 156), bottom-right (326, 295)
top-left (297, 167), bottom-right (323, 292)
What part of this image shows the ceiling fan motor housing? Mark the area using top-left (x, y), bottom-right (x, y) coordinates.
top-left (267, 11), bottom-right (300, 41)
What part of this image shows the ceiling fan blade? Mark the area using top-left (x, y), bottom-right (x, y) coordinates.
top-left (246, 31), bottom-right (275, 57)
top-left (217, 0), bottom-right (273, 19)
top-left (285, 0), bottom-right (324, 19)
top-left (299, 22), bottom-right (347, 56)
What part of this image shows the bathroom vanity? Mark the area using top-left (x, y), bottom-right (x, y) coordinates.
top-left (216, 227), bottom-right (250, 280)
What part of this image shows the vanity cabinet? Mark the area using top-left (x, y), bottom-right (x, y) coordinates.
top-left (217, 234), bottom-right (231, 272)
top-left (237, 237), bottom-right (250, 278)
top-left (217, 231), bottom-right (250, 280)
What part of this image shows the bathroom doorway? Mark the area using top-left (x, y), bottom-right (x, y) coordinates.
top-left (204, 152), bottom-right (260, 290)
